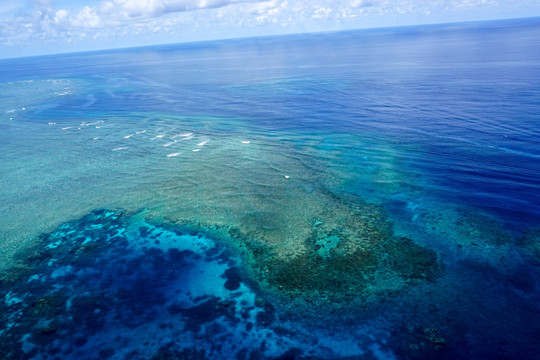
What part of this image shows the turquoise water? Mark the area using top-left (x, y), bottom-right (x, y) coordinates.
top-left (1, 18), bottom-right (540, 359)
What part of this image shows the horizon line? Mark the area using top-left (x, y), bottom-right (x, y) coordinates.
top-left (1, 15), bottom-right (539, 62)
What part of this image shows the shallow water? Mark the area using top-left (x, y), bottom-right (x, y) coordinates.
top-left (1, 17), bottom-right (540, 359)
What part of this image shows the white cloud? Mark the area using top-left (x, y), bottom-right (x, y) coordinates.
top-left (54, 9), bottom-right (68, 22)
top-left (447, 0), bottom-right (498, 9)
top-left (247, 0), bottom-right (286, 23)
top-left (249, 0), bottom-right (280, 14)
top-left (312, 7), bottom-right (333, 19)
top-left (99, 0), bottom-right (257, 19)
top-left (0, 0), bottom-right (264, 49)
top-left (73, 6), bottom-right (101, 27)
top-left (0, 0), bottom-right (524, 56)
top-left (349, 0), bottom-right (374, 8)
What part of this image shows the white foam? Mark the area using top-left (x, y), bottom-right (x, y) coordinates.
top-left (112, 147), bottom-right (128, 151)
top-left (93, 137), bottom-right (100, 140)
top-left (62, 126), bottom-right (72, 130)
top-left (241, 141), bottom-right (250, 144)
top-left (124, 134), bottom-right (134, 139)
top-left (192, 149), bottom-right (200, 152)
top-left (197, 140), bottom-right (209, 147)
top-left (21, 107), bottom-right (26, 111)
top-left (48, 122), bottom-right (56, 125)
top-left (284, 175), bottom-right (290, 179)
top-left (166, 152), bottom-right (181, 157)
top-left (156, 134), bottom-right (165, 138)
top-left (179, 134), bottom-right (194, 141)
top-left (172, 132), bottom-right (193, 139)
top-left (95, 126), bottom-right (101, 129)
top-left (163, 141), bottom-right (176, 147)
top-left (136, 130), bottom-right (147, 134)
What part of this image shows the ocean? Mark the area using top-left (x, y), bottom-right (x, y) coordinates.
top-left (0, 17), bottom-right (539, 359)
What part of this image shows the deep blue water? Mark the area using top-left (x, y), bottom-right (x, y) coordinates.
top-left (1, 17), bottom-right (539, 360)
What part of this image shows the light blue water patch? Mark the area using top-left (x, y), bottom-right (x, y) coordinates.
top-left (315, 234), bottom-right (341, 258)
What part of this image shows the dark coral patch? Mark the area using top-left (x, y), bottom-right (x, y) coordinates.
top-left (234, 199), bottom-right (441, 303)
top-left (223, 267), bottom-right (243, 290)
top-left (518, 229), bottom-right (540, 266)
top-left (382, 237), bottom-right (441, 281)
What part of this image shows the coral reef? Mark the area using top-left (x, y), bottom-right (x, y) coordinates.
top-left (517, 229), bottom-right (540, 266)
top-left (0, 204), bottom-right (442, 359)
top-left (422, 207), bottom-right (512, 247)
top-left (225, 197), bottom-right (441, 307)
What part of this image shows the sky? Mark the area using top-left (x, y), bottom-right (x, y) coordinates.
top-left (0, 0), bottom-right (539, 58)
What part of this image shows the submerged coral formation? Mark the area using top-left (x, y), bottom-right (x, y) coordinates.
top-left (418, 205), bottom-right (517, 269)
top-left (0, 210), bottom-right (288, 359)
top-left (0, 203), bottom-right (441, 359)
top-left (422, 207), bottom-right (512, 247)
top-left (227, 196), bottom-right (441, 306)
top-left (518, 229), bottom-right (540, 266)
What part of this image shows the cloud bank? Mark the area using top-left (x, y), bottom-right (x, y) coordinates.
top-left (0, 0), bottom-right (514, 56)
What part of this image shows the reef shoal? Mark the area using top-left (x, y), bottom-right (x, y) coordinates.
top-left (0, 203), bottom-right (442, 360)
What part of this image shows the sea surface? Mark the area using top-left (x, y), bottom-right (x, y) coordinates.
top-left (1, 17), bottom-right (540, 360)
